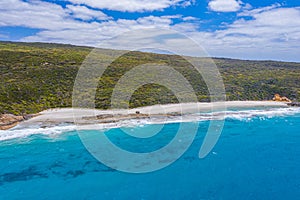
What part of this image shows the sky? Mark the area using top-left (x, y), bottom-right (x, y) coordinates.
top-left (0, 0), bottom-right (299, 62)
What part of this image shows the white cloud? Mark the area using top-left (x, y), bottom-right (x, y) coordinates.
top-left (182, 16), bottom-right (198, 21)
top-left (180, 0), bottom-right (196, 8)
top-left (238, 3), bottom-right (281, 16)
top-left (225, 7), bottom-right (300, 38)
top-left (66, 5), bottom-right (111, 21)
top-left (21, 15), bottom-right (177, 46)
top-left (208, 0), bottom-right (242, 12)
top-left (189, 6), bottom-right (300, 61)
top-left (66, 0), bottom-right (193, 12)
top-left (0, 0), bottom-right (93, 30)
top-left (0, 1), bottom-right (299, 61)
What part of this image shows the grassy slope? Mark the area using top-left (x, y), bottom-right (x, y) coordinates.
top-left (0, 41), bottom-right (299, 115)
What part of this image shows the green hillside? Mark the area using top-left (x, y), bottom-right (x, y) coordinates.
top-left (1, 41), bottom-right (300, 115)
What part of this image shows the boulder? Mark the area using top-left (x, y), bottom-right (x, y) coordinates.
top-left (272, 94), bottom-right (291, 102)
top-left (272, 94), bottom-right (281, 101)
top-left (0, 114), bottom-right (25, 130)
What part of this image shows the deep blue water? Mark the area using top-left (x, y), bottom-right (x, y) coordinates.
top-left (0, 111), bottom-right (299, 199)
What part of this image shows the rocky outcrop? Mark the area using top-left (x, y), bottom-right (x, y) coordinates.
top-left (287, 102), bottom-right (300, 107)
top-left (272, 94), bottom-right (292, 103)
top-left (0, 114), bottom-right (37, 130)
top-left (0, 114), bottom-right (24, 130)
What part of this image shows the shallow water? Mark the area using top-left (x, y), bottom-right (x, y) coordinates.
top-left (0, 108), bottom-right (299, 199)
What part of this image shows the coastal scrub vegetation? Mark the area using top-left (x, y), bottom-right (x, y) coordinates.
top-left (1, 41), bottom-right (300, 115)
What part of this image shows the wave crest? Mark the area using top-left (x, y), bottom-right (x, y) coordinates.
top-left (1, 107), bottom-right (299, 141)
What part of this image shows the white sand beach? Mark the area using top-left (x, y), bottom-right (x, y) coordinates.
top-left (20, 101), bottom-right (288, 127)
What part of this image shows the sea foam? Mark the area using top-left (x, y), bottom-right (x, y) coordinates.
top-left (0, 107), bottom-right (299, 141)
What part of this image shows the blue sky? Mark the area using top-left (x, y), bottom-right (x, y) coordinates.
top-left (0, 0), bottom-right (299, 61)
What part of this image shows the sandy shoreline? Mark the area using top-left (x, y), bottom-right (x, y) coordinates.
top-left (17, 101), bottom-right (288, 128)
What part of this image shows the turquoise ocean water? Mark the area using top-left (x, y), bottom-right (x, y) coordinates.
top-left (0, 107), bottom-right (299, 199)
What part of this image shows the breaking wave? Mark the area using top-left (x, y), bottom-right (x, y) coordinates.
top-left (1, 107), bottom-right (299, 141)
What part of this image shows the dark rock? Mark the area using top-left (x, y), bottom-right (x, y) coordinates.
top-left (287, 102), bottom-right (300, 107)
